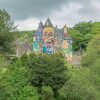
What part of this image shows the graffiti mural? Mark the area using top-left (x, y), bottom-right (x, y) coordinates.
top-left (32, 18), bottom-right (73, 63)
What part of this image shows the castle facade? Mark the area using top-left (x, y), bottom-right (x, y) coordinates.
top-left (32, 18), bottom-right (73, 63)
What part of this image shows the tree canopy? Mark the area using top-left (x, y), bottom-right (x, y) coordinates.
top-left (0, 9), bottom-right (16, 55)
top-left (82, 34), bottom-right (100, 67)
top-left (69, 21), bottom-right (100, 51)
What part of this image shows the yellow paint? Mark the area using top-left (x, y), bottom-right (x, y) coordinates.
top-left (43, 27), bottom-right (54, 34)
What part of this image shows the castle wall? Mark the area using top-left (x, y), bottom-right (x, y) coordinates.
top-left (32, 18), bottom-right (73, 63)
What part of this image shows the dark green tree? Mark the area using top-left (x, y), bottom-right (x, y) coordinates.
top-left (69, 21), bottom-right (93, 51)
top-left (73, 22), bottom-right (92, 35)
top-left (27, 52), bottom-right (69, 99)
top-left (68, 29), bottom-right (83, 51)
top-left (0, 9), bottom-right (16, 55)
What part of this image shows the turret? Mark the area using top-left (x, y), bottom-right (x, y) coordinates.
top-left (38, 21), bottom-right (43, 32)
top-left (42, 18), bottom-right (54, 54)
top-left (35, 21), bottom-right (43, 42)
top-left (43, 18), bottom-right (54, 39)
top-left (63, 24), bottom-right (69, 38)
top-left (44, 18), bottom-right (54, 27)
top-left (64, 24), bottom-right (68, 34)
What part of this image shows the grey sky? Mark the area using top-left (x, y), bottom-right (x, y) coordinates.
top-left (0, 0), bottom-right (100, 30)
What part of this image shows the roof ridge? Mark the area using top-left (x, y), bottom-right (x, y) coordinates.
top-left (44, 18), bottom-right (54, 27)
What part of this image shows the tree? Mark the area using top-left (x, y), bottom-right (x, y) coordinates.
top-left (0, 59), bottom-right (38, 100)
top-left (41, 86), bottom-right (54, 100)
top-left (81, 33), bottom-right (100, 96)
top-left (82, 33), bottom-right (100, 92)
top-left (68, 29), bottom-right (83, 51)
top-left (82, 34), bottom-right (100, 67)
top-left (91, 22), bottom-right (100, 35)
top-left (0, 9), bottom-right (16, 55)
top-left (69, 21), bottom-right (93, 51)
top-left (27, 52), bottom-right (69, 99)
top-left (73, 22), bottom-right (92, 35)
top-left (91, 58), bottom-right (100, 90)
top-left (59, 69), bottom-right (97, 100)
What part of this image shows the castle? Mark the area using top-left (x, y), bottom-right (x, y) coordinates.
top-left (32, 18), bottom-right (73, 63)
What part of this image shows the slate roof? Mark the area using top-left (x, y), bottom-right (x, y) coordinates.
top-left (44, 18), bottom-right (54, 27)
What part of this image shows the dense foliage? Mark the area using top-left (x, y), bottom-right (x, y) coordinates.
top-left (0, 52), bottom-right (69, 100)
top-left (81, 34), bottom-right (100, 96)
top-left (82, 34), bottom-right (100, 67)
top-left (69, 22), bottom-right (100, 51)
top-left (0, 9), bottom-right (16, 55)
top-left (59, 68), bottom-right (100, 100)
top-left (16, 30), bottom-right (35, 43)
top-left (0, 59), bottom-right (39, 100)
top-left (21, 52), bottom-right (68, 99)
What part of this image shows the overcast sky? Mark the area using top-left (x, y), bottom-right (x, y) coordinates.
top-left (0, 0), bottom-right (100, 30)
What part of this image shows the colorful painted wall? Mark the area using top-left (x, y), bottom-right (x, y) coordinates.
top-left (43, 26), bottom-right (54, 54)
top-left (32, 18), bottom-right (73, 63)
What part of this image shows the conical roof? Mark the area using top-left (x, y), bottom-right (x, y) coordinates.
top-left (44, 18), bottom-right (53, 27)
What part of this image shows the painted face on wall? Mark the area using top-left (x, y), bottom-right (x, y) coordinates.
top-left (43, 27), bottom-right (54, 38)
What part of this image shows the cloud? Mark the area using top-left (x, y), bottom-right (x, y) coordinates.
top-left (0, 0), bottom-right (100, 30)
top-left (78, 0), bottom-right (100, 20)
top-left (0, 0), bottom-right (91, 20)
top-left (15, 18), bottom-right (40, 30)
top-left (0, 0), bottom-right (68, 20)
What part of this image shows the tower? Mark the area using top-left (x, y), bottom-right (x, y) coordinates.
top-left (54, 25), bottom-right (61, 52)
top-left (42, 18), bottom-right (54, 54)
top-left (36, 21), bottom-right (43, 42)
top-left (62, 24), bottom-right (73, 63)
top-left (32, 21), bottom-right (43, 52)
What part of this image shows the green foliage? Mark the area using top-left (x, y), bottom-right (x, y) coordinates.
top-left (26, 52), bottom-right (69, 99)
top-left (16, 30), bottom-right (35, 43)
top-left (82, 34), bottom-right (100, 67)
top-left (41, 86), bottom-right (54, 100)
top-left (91, 22), bottom-right (100, 34)
top-left (0, 9), bottom-right (16, 55)
top-left (69, 21), bottom-right (100, 51)
top-left (81, 34), bottom-right (100, 99)
top-left (59, 68), bottom-right (99, 100)
top-left (0, 60), bottom-right (38, 100)
top-left (68, 29), bottom-right (83, 51)
top-left (73, 22), bottom-right (92, 35)
top-left (0, 55), bottom-right (8, 67)
top-left (91, 58), bottom-right (100, 90)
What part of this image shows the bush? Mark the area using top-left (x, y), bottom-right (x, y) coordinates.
top-left (0, 60), bottom-right (38, 100)
top-left (41, 86), bottom-right (54, 100)
top-left (59, 69), bottom-right (97, 100)
top-left (27, 52), bottom-right (69, 99)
